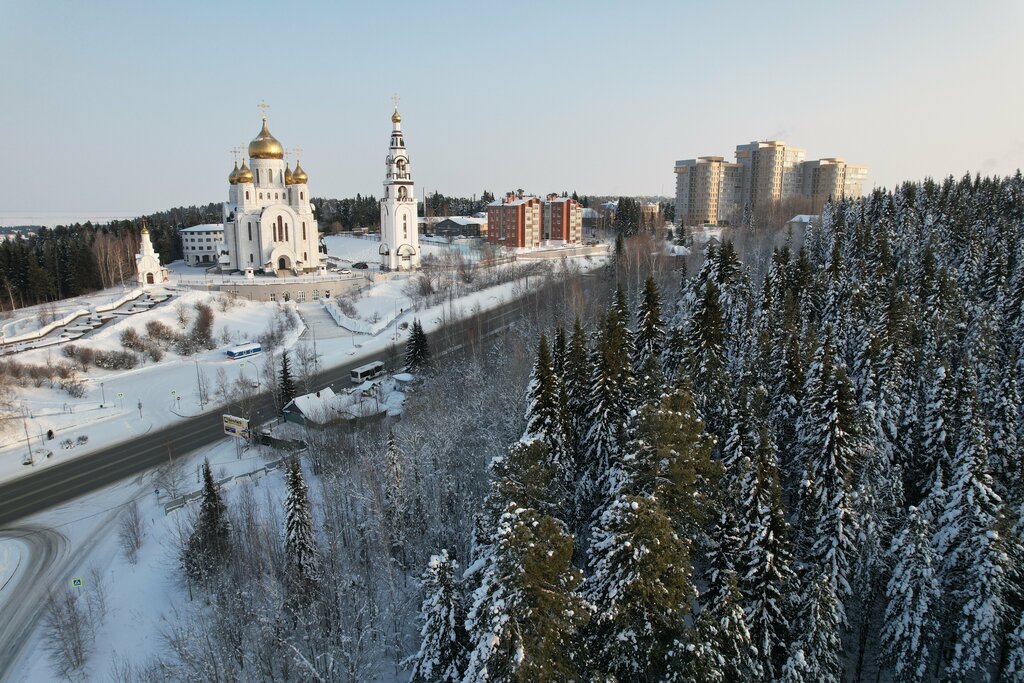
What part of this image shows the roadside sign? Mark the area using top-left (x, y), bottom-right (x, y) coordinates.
top-left (170, 390), bottom-right (176, 396)
top-left (117, 392), bottom-right (124, 399)
top-left (70, 577), bottom-right (83, 588)
top-left (222, 414), bottom-right (249, 438)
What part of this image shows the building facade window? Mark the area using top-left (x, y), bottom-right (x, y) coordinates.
top-left (247, 222), bottom-right (252, 240)
top-left (302, 222), bottom-right (306, 240)
top-left (297, 291), bottom-right (306, 302)
top-left (269, 293), bottom-right (276, 302)
top-left (249, 253), bottom-right (254, 263)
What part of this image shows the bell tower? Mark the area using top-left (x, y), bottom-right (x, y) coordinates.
top-left (379, 97), bottom-right (420, 271)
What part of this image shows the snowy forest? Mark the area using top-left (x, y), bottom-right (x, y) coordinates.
top-left (154, 173), bottom-right (1024, 682)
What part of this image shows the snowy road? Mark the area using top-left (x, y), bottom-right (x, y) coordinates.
top-left (0, 525), bottom-right (68, 681)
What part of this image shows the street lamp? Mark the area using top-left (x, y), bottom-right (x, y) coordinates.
top-left (242, 359), bottom-right (262, 391)
top-left (194, 359), bottom-right (204, 407)
top-left (100, 382), bottom-right (105, 406)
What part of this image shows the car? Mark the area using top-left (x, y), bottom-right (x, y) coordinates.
top-left (353, 262), bottom-right (369, 269)
top-left (340, 268), bottom-right (352, 275)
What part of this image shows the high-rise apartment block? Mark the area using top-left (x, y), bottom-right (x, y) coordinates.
top-left (674, 140), bottom-right (868, 226)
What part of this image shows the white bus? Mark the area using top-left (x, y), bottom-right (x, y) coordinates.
top-left (350, 360), bottom-right (385, 384)
top-left (226, 342), bottom-right (263, 360)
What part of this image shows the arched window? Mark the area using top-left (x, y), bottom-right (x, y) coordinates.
top-left (300, 192), bottom-right (304, 200)
top-left (247, 222), bottom-right (252, 240)
top-left (259, 192), bottom-right (263, 199)
top-left (249, 253), bottom-right (254, 263)
top-left (403, 215), bottom-right (407, 239)
top-left (302, 222), bottom-right (306, 240)
top-left (245, 190), bottom-right (250, 200)
top-left (285, 223), bottom-right (289, 241)
top-left (275, 193), bottom-right (278, 199)
top-left (277, 216), bottom-right (283, 242)
top-left (256, 169), bottom-right (260, 184)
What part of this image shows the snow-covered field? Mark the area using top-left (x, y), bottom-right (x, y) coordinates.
top-left (0, 237), bottom-right (608, 484)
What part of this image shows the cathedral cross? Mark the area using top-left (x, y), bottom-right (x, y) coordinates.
top-left (257, 100), bottom-right (270, 119)
top-left (392, 93), bottom-right (400, 109)
top-left (293, 146), bottom-right (303, 162)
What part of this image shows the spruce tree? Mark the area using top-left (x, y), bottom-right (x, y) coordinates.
top-left (880, 506), bottom-right (939, 683)
top-left (284, 457), bottom-right (319, 607)
top-left (705, 569), bottom-right (762, 682)
top-left (405, 318), bottom-right (430, 373)
top-left (562, 318), bottom-right (590, 467)
top-left (407, 550), bottom-right (467, 683)
top-left (278, 351), bottom-right (296, 406)
top-left (463, 504), bottom-right (588, 681)
top-left (795, 332), bottom-right (859, 613)
top-left (183, 459), bottom-right (231, 582)
top-left (585, 494), bottom-right (694, 679)
top-left (738, 435), bottom-right (796, 678)
top-left (634, 275), bottom-right (664, 372)
top-left (523, 334), bottom-right (568, 495)
top-left (781, 572), bottom-right (842, 683)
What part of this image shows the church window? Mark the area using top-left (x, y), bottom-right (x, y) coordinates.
top-left (245, 191), bottom-right (250, 200)
top-left (300, 192), bottom-right (304, 200)
top-left (303, 251), bottom-right (307, 261)
top-left (275, 193), bottom-right (278, 199)
top-left (285, 224), bottom-right (289, 241)
top-left (259, 193), bottom-right (263, 199)
top-left (302, 223), bottom-right (306, 240)
top-left (256, 169), bottom-right (260, 183)
top-left (277, 216), bottom-right (283, 242)
top-left (249, 253), bottom-right (254, 263)
top-left (247, 223), bottom-right (252, 240)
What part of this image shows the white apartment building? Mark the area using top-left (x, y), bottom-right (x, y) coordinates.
top-left (180, 224), bottom-right (225, 266)
top-left (674, 139), bottom-right (868, 226)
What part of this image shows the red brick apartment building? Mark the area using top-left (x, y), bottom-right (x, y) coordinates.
top-left (487, 192), bottom-right (582, 248)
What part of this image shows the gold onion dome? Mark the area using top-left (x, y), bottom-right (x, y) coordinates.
top-left (292, 161), bottom-right (308, 184)
top-left (392, 109), bottom-right (401, 124)
top-left (284, 163), bottom-right (294, 185)
top-left (228, 161), bottom-right (239, 184)
top-left (248, 117), bottom-right (284, 159)
top-left (236, 161), bottom-right (254, 183)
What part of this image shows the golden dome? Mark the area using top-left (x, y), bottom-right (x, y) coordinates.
top-left (248, 117), bottom-right (284, 159)
top-left (391, 109), bottom-right (401, 124)
top-left (284, 163), bottom-right (294, 185)
top-left (236, 161), bottom-right (254, 184)
top-left (292, 161), bottom-right (308, 185)
top-left (141, 223), bottom-right (149, 235)
top-left (228, 162), bottom-right (239, 185)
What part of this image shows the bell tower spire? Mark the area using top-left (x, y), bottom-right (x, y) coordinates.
top-left (380, 99), bottom-right (419, 271)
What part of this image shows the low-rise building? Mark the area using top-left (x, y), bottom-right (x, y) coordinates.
top-left (180, 224), bottom-right (225, 266)
top-left (435, 216), bottom-right (488, 238)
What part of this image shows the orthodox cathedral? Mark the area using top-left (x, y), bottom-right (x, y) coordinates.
top-left (220, 103), bottom-right (421, 276)
top-left (222, 112), bottom-right (323, 276)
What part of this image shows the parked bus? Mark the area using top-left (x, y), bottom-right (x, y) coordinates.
top-left (226, 342), bottom-right (263, 360)
top-left (350, 360), bottom-right (385, 384)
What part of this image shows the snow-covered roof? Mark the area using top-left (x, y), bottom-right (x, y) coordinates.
top-left (284, 387), bottom-right (338, 420)
top-left (179, 224), bottom-right (223, 233)
top-left (787, 214), bottom-right (818, 224)
top-left (438, 216), bottom-right (487, 226)
top-left (488, 196), bottom-right (538, 207)
top-left (582, 208), bottom-right (599, 218)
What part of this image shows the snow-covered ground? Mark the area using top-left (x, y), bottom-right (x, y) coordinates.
top-left (0, 239), bottom-right (608, 484)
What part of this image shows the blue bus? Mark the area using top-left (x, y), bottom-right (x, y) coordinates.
top-left (226, 342), bottom-right (262, 360)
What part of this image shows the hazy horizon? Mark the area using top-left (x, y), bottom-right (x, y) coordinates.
top-left (2, 0), bottom-right (1022, 215)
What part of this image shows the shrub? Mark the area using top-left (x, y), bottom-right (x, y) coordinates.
top-left (145, 320), bottom-right (176, 343)
top-left (120, 328), bottom-right (144, 351)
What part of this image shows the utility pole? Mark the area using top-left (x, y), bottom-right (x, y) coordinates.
top-left (21, 405), bottom-right (32, 466)
top-left (194, 359), bottom-right (203, 407)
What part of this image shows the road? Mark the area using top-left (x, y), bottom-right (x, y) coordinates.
top-left (0, 295), bottom-right (524, 526)
top-left (0, 525), bottom-right (69, 681)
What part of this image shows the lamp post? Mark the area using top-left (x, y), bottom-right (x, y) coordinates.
top-left (100, 382), bottom-right (105, 406)
top-left (21, 404), bottom-right (33, 466)
top-left (242, 359), bottom-right (261, 392)
top-left (194, 359), bottom-right (203, 407)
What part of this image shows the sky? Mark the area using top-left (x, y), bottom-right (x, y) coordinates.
top-left (1, 0), bottom-right (1022, 215)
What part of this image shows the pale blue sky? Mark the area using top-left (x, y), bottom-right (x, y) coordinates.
top-left (1, 0), bottom-right (1022, 214)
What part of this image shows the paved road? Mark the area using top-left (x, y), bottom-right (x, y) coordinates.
top-left (0, 297), bottom-right (523, 527)
top-left (0, 525), bottom-right (69, 681)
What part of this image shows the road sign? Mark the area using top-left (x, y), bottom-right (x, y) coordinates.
top-left (117, 392), bottom-right (124, 399)
top-left (222, 414), bottom-right (249, 438)
top-left (70, 577), bottom-right (83, 588)
top-left (170, 390), bottom-right (176, 396)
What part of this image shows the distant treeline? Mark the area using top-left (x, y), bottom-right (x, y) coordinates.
top-left (0, 203), bottom-right (220, 311)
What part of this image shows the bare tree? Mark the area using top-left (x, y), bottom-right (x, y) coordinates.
top-left (119, 501), bottom-right (144, 564)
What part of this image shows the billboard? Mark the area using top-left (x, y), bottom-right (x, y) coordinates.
top-left (222, 414), bottom-right (249, 439)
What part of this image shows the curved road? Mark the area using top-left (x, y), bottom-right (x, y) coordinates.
top-left (0, 525), bottom-right (69, 680)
